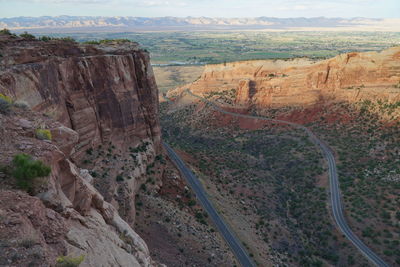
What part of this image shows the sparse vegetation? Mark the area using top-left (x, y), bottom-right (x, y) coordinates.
top-left (37, 35), bottom-right (76, 42)
top-left (116, 174), bottom-right (124, 182)
top-left (86, 148), bottom-right (93, 155)
top-left (0, 94), bottom-right (14, 115)
top-left (13, 100), bottom-right (29, 110)
top-left (0, 98), bottom-right (11, 115)
top-left (56, 255), bottom-right (85, 267)
top-left (11, 153), bottom-right (51, 192)
top-left (57, 37), bottom-right (76, 42)
top-left (0, 28), bottom-right (12, 35)
top-left (83, 39), bottom-right (131, 45)
top-left (19, 31), bottom-right (36, 40)
top-left (35, 129), bottom-right (52, 141)
top-left (39, 36), bottom-right (52, 42)
top-left (18, 238), bottom-right (36, 248)
top-left (0, 93), bottom-right (12, 103)
top-left (159, 94), bottom-right (398, 265)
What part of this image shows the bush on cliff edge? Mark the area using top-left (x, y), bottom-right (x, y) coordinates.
top-left (12, 153), bottom-right (51, 192)
top-left (0, 98), bottom-right (11, 115)
top-left (35, 129), bottom-right (52, 141)
top-left (0, 93), bottom-right (12, 115)
top-left (56, 255), bottom-right (85, 267)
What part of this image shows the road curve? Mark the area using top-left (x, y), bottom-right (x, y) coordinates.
top-left (180, 89), bottom-right (388, 267)
top-left (164, 143), bottom-right (256, 267)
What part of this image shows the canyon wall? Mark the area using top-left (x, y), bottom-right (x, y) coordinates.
top-left (171, 47), bottom-right (400, 107)
top-left (0, 35), bottom-right (161, 159)
top-left (0, 35), bottom-right (163, 266)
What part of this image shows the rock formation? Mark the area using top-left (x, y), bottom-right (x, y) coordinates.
top-left (0, 35), bottom-right (161, 160)
top-left (0, 35), bottom-right (163, 266)
top-left (170, 47), bottom-right (400, 107)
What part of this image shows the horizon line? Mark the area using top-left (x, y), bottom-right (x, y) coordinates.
top-left (0, 15), bottom-right (397, 20)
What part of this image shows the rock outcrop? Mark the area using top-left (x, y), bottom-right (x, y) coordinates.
top-left (170, 47), bottom-right (400, 107)
top-left (0, 35), bottom-right (163, 266)
top-left (0, 35), bottom-right (161, 160)
top-left (0, 108), bottom-right (158, 266)
top-left (0, 35), bottom-right (164, 223)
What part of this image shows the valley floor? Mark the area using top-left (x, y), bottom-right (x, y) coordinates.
top-left (160, 92), bottom-right (400, 266)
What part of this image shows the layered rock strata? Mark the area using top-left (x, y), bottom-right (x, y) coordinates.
top-left (0, 35), bottom-right (161, 160)
top-left (170, 47), bottom-right (400, 107)
top-left (0, 35), bottom-right (163, 266)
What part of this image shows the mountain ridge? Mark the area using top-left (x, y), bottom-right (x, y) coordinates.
top-left (1, 16), bottom-right (400, 32)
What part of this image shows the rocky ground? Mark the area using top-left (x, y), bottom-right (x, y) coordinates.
top-left (135, 160), bottom-right (237, 267)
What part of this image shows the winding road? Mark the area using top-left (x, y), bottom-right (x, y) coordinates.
top-left (164, 143), bottom-right (256, 267)
top-left (164, 90), bottom-right (388, 267)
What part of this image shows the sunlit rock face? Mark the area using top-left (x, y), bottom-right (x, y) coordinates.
top-left (170, 47), bottom-right (400, 107)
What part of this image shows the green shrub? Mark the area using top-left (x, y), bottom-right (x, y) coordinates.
top-left (19, 31), bottom-right (36, 40)
top-left (19, 238), bottom-right (36, 248)
top-left (14, 100), bottom-right (29, 110)
top-left (35, 129), bottom-right (52, 140)
top-left (0, 93), bottom-right (12, 103)
top-left (83, 39), bottom-right (131, 45)
top-left (86, 148), bottom-right (93, 155)
top-left (0, 98), bottom-right (11, 115)
top-left (116, 175), bottom-right (124, 182)
top-left (0, 28), bottom-right (12, 35)
top-left (58, 37), bottom-right (76, 43)
top-left (39, 36), bottom-right (52, 42)
top-left (56, 255), bottom-right (85, 267)
top-left (83, 40), bottom-right (101, 45)
top-left (12, 153), bottom-right (51, 191)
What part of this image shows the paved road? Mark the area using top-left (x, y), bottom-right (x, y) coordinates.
top-left (183, 90), bottom-right (388, 267)
top-left (164, 143), bottom-right (256, 267)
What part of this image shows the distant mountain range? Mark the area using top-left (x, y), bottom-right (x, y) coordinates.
top-left (1, 16), bottom-right (399, 32)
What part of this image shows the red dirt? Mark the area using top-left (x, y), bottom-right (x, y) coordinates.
top-left (277, 104), bottom-right (354, 125)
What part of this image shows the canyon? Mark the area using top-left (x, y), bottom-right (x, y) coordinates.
top-left (0, 34), bottom-right (163, 266)
top-left (170, 47), bottom-right (400, 108)
top-left (163, 47), bottom-right (400, 265)
top-left (0, 29), bottom-right (399, 267)
top-left (0, 34), bottom-right (236, 267)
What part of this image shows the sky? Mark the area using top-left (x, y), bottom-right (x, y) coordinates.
top-left (0, 0), bottom-right (399, 18)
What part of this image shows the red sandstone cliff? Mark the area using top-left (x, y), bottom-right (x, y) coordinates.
top-left (0, 35), bottom-right (161, 159)
top-left (0, 35), bottom-right (163, 266)
top-left (170, 47), bottom-right (400, 107)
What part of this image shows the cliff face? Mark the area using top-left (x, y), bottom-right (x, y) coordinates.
top-left (0, 35), bottom-right (161, 160)
top-left (0, 36), bottom-right (163, 266)
top-left (172, 47), bottom-right (400, 107)
top-left (0, 109), bottom-right (156, 266)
